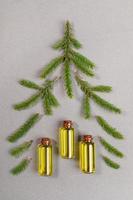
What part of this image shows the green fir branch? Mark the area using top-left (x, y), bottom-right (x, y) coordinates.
top-left (99, 137), bottom-right (124, 158)
top-left (83, 95), bottom-right (91, 119)
top-left (41, 87), bottom-right (59, 115)
top-left (14, 93), bottom-right (41, 111)
top-left (91, 93), bottom-right (121, 113)
top-left (72, 56), bottom-right (94, 77)
top-left (47, 90), bottom-right (60, 107)
top-left (52, 21), bottom-right (82, 50)
top-left (19, 80), bottom-right (41, 90)
top-left (15, 78), bottom-right (59, 114)
top-left (70, 38), bottom-right (82, 49)
top-left (64, 20), bottom-right (73, 41)
top-left (102, 155), bottom-right (120, 169)
top-left (64, 59), bottom-right (73, 98)
top-left (52, 39), bottom-right (64, 50)
top-left (40, 56), bottom-right (63, 78)
top-left (96, 116), bottom-right (124, 139)
top-left (42, 94), bottom-right (52, 115)
top-left (91, 85), bottom-right (112, 93)
top-left (10, 158), bottom-right (31, 175)
top-left (75, 75), bottom-right (92, 95)
top-left (7, 113), bottom-right (40, 143)
top-left (9, 140), bottom-right (33, 158)
top-left (71, 50), bottom-right (95, 69)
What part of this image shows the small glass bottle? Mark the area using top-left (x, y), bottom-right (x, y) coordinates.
top-left (38, 138), bottom-right (53, 176)
top-left (79, 135), bottom-right (95, 173)
top-left (59, 120), bottom-right (75, 159)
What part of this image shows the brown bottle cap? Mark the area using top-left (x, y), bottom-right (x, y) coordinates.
top-left (83, 135), bottom-right (93, 142)
top-left (63, 120), bottom-right (72, 129)
top-left (40, 138), bottom-right (51, 146)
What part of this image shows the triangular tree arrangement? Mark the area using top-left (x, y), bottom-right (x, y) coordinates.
top-left (7, 21), bottom-right (124, 175)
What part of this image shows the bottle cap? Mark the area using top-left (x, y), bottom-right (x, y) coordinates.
top-left (40, 138), bottom-right (51, 146)
top-left (83, 135), bottom-right (93, 142)
top-left (63, 120), bottom-right (72, 129)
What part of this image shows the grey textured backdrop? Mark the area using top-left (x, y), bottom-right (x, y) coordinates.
top-left (0, 0), bottom-right (133, 200)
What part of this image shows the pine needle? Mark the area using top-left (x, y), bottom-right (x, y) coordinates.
top-left (9, 140), bottom-right (33, 157)
top-left (102, 155), bottom-right (120, 169)
top-left (19, 80), bottom-right (41, 90)
top-left (10, 158), bottom-right (31, 175)
top-left (96, 116), bottom-right (124, 139)
top-left (91, 93), bottom-right (121, 113)
top-left (91, 85), bottom-right (112, 93)
top-left (14, 93), bottom-right (41, 111)
top-left (83, 95), bottom-right (91, 119)
top-left (7, 113), bottom-right (40, 143)
top-left (71, 50), bottom-right (95, 69)
top-left (64, 60), bottom-right (73, 98)
top-left (99, 137), bottom-right (124, 158)
top-left (40, 56), bottom-right (63, 78)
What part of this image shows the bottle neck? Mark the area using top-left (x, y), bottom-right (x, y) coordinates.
top-left (83, 135), bottom-right (93, 143)
top-left (63, 120), bottom-right (72, 129)
top-left (40, 138), bottom-right (51, 146)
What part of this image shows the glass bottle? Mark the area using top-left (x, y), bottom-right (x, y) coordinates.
top-left (38, 138), bottom-right (53, 176)
top-left (79, 135), bottom-right (95, 173)
top-left (59, 120), bottom-right (75, 159)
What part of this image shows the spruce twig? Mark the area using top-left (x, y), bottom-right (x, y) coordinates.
top-left (14, 78), bottom-right (60, 114)
top-left (10, 158), bottom-right (31, 175)
top-left (52, 39), bottom-right (64, 50)
top-left (9, 140), bottom-right (33, 157)
top-left (75, 75), bottom-right (122, 117)
top-left (96, 116), bottom-right (124, 139)
top-left (7, 113), bottom-right (40, 143)
top-left (70, 38), bottom-right (82, 49)
top-left (19, 80), bottom-right (41, 90)
top-left (72, 56), bottom-right (94, 76)
top-left (40, 21), bottom-right (95, 98)
top-left (91, 93), bottom-right (121, 113)
top-left (40, 56), bottom-right (63, 78)
top-left (83, 95), bottom-right (91, 119)
top-left (47, 90), bottom-right (60, 107)
top-left (91, 85), bottom-right (112, 93)
top-left (42, 94), bottom-right (52, 115)
top-left (64, 59), bottom-right (73, 98)
top-left (99, 137), bottom-right (124, 158)
top-left (14, 93), bottom-right (41, 111)
top-left (70, 50), bottom-right (95, 69)
top-left (102, 156), bottom-right (120, 169)
top-left (75, 75), bottom-right (92, 96)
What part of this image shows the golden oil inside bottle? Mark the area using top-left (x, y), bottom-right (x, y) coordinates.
top-left (79, 135), bottom-right (95, 173)
top-left (59, 120), bottom-right (75, 159)
top-left (38, 138), bottom-right (53, 176)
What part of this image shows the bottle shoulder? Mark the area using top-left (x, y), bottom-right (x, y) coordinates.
top-left (79, 141), bottom-right (95, 145)
top-left (59, 127), bottom-right (74, 131)
top-left (38, 144), bottom-right (52, 148)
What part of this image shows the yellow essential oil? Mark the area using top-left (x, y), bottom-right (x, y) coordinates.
top-left (79, 135), bottom-right (95, 173)
top-left (59, 120), bottom-right (75, 159)
top-left (38, 138), bottom-right (53, 176)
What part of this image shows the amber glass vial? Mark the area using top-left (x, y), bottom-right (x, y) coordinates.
top-left (79, 135), bottom-right (95, 173)
top-left (59, 120), bottom-right (75, 159)
top-left (38, 138), bottom-right (53, 176)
